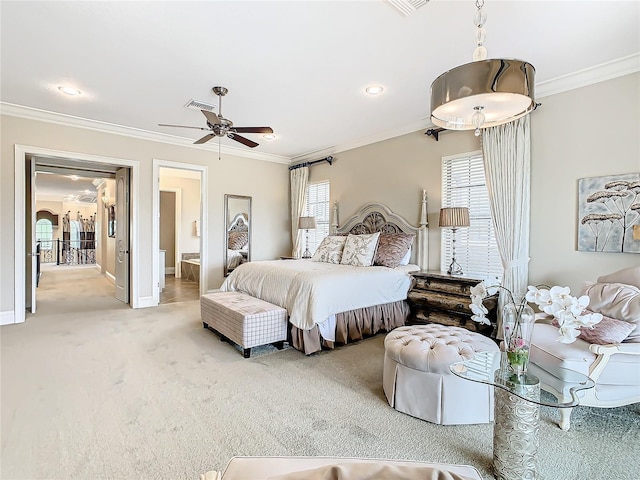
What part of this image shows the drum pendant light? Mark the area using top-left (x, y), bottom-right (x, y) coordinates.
top-left (430, 0), bottom-right (536, 136)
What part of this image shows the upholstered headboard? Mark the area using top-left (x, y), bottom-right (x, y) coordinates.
top-left (334, 197), bottom-right (428, 270)
top-left (228, 213), bottom-right (249, 232)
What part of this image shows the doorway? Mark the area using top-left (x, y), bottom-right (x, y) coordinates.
top-left (13, 145), bottom-right (140, 324)
top-left (153, 160), bottom-right (207, 305)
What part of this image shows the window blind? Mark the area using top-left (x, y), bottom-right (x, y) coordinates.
top-left (441, 152), bottom-right (503, 280)
top-left (304, 180), bottom-right (330, 255)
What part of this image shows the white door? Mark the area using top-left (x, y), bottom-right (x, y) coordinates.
top-left (115, 167), bottom-right (130, 303)
top-left (25, 157), bottom-right (36, 313)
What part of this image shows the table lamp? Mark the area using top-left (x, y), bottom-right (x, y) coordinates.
top-left (439, 207), bottom-right (470, 275)
top-left (298, 216), bottom-right (317, 258)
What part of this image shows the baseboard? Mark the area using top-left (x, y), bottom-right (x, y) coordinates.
top-left (105, 271), bottom-right (116, 284)
top-left (0, 310), bottom-right (18, 325)
top-left (165, 267), bottom-right (175, 275)
top-left (206, 288), bottom-right (221, 294)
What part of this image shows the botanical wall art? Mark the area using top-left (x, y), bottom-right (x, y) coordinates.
top-left (578, 172), bottom-right (640, 253)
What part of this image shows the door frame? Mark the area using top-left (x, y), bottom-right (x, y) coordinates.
top-left (13, 145), bottom-right (140, 324)
top-left (152, 159), bottom-right (208, 304)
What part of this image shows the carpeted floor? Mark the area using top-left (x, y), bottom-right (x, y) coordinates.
top-left (1, 267), bottom-right (639, 479)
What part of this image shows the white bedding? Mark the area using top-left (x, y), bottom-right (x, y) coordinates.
top-left (220, 259), bottom-right (413, 331)
top-left (227, 249), bottom-right (244, 269)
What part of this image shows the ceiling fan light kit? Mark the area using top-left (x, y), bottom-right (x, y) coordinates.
top-left (430, 0), bottom-right (535, 135)
top-left (159, 86), bottom-right (273, 149)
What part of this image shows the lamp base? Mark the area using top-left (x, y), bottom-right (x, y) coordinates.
top-left (447, 258), bottom-right (464, 275)
top-left (302, 248), bottom-right (312, 259)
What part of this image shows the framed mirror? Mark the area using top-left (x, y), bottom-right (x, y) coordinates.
top-left (224, 194), bottom-right (251, 277)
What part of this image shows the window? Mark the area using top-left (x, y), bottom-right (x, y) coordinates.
top-left (303, 180), bottom-right (330, 255)
top-left (441, 152), bottom-right (502, 280)
top-left (36, 219), bottom-right (53, 250)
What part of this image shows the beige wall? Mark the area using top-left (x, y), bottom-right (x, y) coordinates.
top-left (310, 73), bottom-right (640, 292)
top-left (1, 116), bottom-right (290, 314)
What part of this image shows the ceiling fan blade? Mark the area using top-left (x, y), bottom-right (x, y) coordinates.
top-left (228, 133), bottom-right (258, 148)
top-left (194, 133), bottom-right (216, 145)
top-left (201, 110), bottom-right (221, 125)
top-left (232, 126), bottom-right (274, 134)
top-left (159, 123), bottom-right (208, 130)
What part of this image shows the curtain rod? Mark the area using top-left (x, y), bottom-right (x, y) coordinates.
top-left (288, 156), bottom-right (334, 171)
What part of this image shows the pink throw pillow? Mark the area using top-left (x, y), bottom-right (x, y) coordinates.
top-left (553, 311), bottom-right (635, 345)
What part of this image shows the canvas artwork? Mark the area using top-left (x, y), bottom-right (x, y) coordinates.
top-left (578, 173), bottom-right (640, 253)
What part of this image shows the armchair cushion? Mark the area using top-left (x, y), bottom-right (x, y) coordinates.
top-left (530, 323), bottom-right (639, 387)
top-left (583, 282), bottom-right (640, 343)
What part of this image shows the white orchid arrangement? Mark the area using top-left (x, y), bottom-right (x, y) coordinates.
top-left (469, 282), bottom-right (603, 344)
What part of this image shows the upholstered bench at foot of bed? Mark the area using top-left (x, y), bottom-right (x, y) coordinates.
top-left (383, 324), bottom-right (499, 425)
top-left (201, 292), bottom-right (288, 358)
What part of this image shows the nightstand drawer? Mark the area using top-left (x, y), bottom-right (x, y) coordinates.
top-left (414, 277), bottom-right (473, 296)
top-left (408, 290), bottom-right (470, 314)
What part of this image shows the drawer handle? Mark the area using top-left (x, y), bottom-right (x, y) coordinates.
top-left (456, 303), bottom-right (464, 310)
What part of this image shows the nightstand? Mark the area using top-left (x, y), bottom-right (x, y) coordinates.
top-left (407, 270), bottom-right (497, 337)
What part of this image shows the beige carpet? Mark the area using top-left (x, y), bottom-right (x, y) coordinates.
top-left (1, 267), bottom-right (639, 480)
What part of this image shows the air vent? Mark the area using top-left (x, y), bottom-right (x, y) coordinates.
top-left (387, 0), bottom-right (429, 16)
top-left (77, 194), bottom-right (97, 204)
top-left (184, 99), bottom-right (216, 112)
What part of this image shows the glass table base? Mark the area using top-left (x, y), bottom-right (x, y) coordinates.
top-left (493, 386), bottom-right (540, 480)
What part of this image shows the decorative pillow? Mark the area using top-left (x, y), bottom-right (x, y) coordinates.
top-left (228, 231), bottom-right (248, 250)
top-left (399, 248), bottom-right (412, 266)
top-left (311, 235), bottom-right (347, 264)
top-left (584, 282), bottom-right (640, 343)
top-left (553, 311), bottom-right (636, 345)
top-left (597, 266), bottom-right (640, 289)
top-left (374, 233), bottom-right (415, 268)
top-left (340, 233), bottom-right (380, 267)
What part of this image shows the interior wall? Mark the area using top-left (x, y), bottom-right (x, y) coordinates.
top-left (159, 191), bottom-right (176, 269)
top-left (310, 73), bottom-right (640, 292)
top-left (159, 175), bottom-right (201, 261)
top-left (0, 116), bottom-right (290, 314)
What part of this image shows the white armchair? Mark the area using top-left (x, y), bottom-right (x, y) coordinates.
top-left (530, 266), bottom-right (640, 430)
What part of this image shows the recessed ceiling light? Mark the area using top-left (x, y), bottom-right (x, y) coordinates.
top-left (263, 134), bottom-right (276, 140)
top-left (70, 175), bottom-right (79, 181)
top-left (365, 85), bottom-right (384, 95)
top-left (58, 86), bottom-right (81, 96)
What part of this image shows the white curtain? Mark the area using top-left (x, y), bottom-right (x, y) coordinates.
top-left (290, 166), bottom-right (309, 259)
top-left (482, 116), bottom-right (531, 338)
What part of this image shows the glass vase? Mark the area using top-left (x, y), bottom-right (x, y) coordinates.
top-left (502, 297), bottom-right (535, 378)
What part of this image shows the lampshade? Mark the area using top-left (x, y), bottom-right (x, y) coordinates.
top-left (298, 216), bottom-right (317, 230)
top-left (439, 207), bottom-right (470, 228)
top-left (430, 59), bottom-right (535, 131)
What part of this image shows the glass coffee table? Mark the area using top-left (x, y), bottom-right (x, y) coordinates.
top-left (450, 351), bottom-right (595, 480)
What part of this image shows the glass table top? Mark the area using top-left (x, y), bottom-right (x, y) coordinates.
top-left (449, 351), bottom-right (595, 408)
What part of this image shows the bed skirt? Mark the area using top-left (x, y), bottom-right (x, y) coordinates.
top-left (290, 300), bottom-right (410, 355)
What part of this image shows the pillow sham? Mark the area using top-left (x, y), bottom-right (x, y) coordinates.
top-left (311, 235), bottom-right (347, 264)
top-left (340, 232), bottom-right (380, 267)
top-left (374, 233), bottom-right (415, 268)
top-left (228, 231), bottom-right (248, 250)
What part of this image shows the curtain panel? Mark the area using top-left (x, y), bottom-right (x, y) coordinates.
top-left (290, 167), bottom-right (309, 259)
top-left (482, 116), bottom-right (532, 338)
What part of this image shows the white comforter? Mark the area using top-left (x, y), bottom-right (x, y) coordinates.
top-left (220, 259), bottom-right (413, 330)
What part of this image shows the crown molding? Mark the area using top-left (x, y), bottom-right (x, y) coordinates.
top-left (292, 54), bottom-right (639, 162)
top-left (2, 54), bottom-right (637, 166)
top-left (0, 102), bottom-right (290, 165)
top-left (535, 53), bottom-right (640, 99)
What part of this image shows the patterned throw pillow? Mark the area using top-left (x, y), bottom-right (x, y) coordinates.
top-left (340, 233), bottom-right (380, 267)
top-left (374, 233), bottom-right (415, 268)
top-left (228, 231), bottom-right (248, 250)
top-left (311, 235), bottom-right (347, 264)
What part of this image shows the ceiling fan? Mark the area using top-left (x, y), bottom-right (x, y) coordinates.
top-left (159, 86), bottom-right (273, 148)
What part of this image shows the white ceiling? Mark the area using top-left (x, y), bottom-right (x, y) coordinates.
top-left (1, 1), bottom-right (639, 163)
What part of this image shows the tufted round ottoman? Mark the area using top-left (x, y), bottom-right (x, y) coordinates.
top-left (383, 324), bottom-right (499, 425)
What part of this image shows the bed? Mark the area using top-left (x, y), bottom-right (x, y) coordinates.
top-left (220, 200), bottom-right (429, 354)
